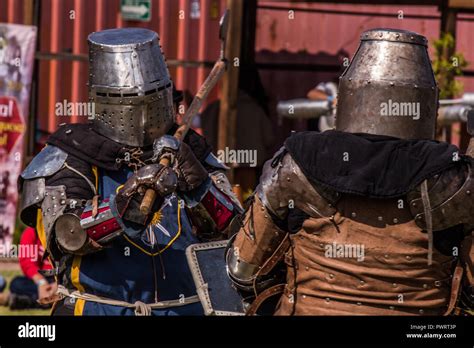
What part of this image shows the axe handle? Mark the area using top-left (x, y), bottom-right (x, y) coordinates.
top-left (467, 138), bottom-right (474, 158)
top-left (140, 157), bottom-right (170, 215)
top-left (139, 60), bottom-right (227, 216)
top-left (175, 60), bottom-right (227, 140)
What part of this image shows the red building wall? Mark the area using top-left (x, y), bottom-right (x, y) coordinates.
top-left (0, 0), bottom-right (226, 140)
top-left (1, 0), bottom-right (473, 146)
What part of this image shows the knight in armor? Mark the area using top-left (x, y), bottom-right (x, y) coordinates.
top-left (226, 29), bottom-right (473, 315)
top-left (18, 28), bottom-right (241, 315)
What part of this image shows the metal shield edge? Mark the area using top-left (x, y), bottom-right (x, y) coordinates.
top-left (186, 240), bottom-right (245, 316)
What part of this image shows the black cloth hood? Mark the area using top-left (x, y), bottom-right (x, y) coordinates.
top-left (47, 123), bottom-right (212, 171)
top-left (284, 130), bottom-right (470, 198)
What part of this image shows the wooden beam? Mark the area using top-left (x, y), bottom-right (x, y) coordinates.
top-left (23, 0), bottom-right (37, 162)
top-left (449, 0), bottom-right (474, 9)
top-left (217, 0), bottom-right (244, 182)
top-left (240, 0), bottom-right (257, 67)
top-left (23, 0), bottom-right (34, 25)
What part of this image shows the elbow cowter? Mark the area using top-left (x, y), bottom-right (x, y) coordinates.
top-left (227, 148), bottom-right (337, 287)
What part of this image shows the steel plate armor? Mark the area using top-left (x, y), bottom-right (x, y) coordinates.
top-left (336, 28), bottom-right (438, 139)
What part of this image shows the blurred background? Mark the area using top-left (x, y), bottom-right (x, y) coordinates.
top-left (1, 0), bottom-right (473, 157)
top-left (0, 2), bottom-right (473, 310)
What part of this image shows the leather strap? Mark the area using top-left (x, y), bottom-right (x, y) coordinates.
top-left (257, 234), bottom-right (290, 276)
top-left (444, 261), bottom-right (464, 316)
top-left (421, 179), bottom-right (434, 265)
top-left (246, 284), bottom-right (285, 316)
top-left (92, 195), bottom-right (100, 218)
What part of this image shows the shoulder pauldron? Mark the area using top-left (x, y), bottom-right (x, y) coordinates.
top-left (408, 162), bottom-right (474, 232)
top-left (19, 146), bottom-right (68, 226)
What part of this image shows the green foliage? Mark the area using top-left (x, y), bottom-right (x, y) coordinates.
top-left (432, 32), bottom-right (468, 99)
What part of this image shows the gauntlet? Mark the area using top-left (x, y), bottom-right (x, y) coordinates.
top-left (154, 135), bottom-right (209, 192)
top-left (115, 163), bottom-right (178, 225)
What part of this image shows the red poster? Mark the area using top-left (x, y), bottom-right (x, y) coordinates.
top-left (0, 24), bottom-right (37, 252)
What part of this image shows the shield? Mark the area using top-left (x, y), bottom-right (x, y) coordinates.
top-left (186, 240), bottom-right (246, 316)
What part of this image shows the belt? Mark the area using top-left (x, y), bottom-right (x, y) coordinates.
top-left (56, 285), bottom-right (200, 316)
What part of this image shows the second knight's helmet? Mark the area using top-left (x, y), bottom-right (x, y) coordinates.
top-left (336, 28), bottom-right (438, 139)
top-left (88, 28), bottom-right (174, 147)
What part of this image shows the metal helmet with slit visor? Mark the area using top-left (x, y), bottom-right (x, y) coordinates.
top-left (88, 28), bottom-right (175, 147)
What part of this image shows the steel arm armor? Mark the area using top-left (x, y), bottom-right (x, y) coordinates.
top-left (227, 148), bottom-right (336, 287)
top-left (408, 161), bottom-right (474, 233)
top-left (184, 170), bottom-right (243, 241)
top-left (19, 146), bottom-right (98, 258)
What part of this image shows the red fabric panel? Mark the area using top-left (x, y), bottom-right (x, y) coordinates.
top-left (200, 189), bottom-right (234, 231)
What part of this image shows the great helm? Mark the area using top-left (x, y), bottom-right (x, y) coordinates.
top-left (336, 28), bottom-right (438, 139)
top-left (88, 28), bottom-right (174, 147)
